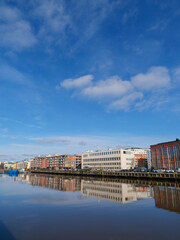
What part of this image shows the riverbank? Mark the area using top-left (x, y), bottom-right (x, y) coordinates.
top-left (30, 170), bottom-right (180, 181)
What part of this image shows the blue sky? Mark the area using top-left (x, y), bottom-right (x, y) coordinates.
top-left (0, 0), bottom-right (180, 161)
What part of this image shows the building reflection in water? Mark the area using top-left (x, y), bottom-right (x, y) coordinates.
top-left (24, 174), bottom-right (81, 192)
top-left (153, 186), bottom-right (180, 214)
top-left (15, 174), bottom-right (180, 213)
top-left (81, 179), bottom-right (152, 204)
top-left (20, 174), bottom-right (152, 204)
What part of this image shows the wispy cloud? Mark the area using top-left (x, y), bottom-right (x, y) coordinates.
top-left (0, 0), bottom-right (128, 53)
top-left (122, 7), bottom-right (138, 24)
top-left (0, 133), bottom-right (171, 162)
top-left (173, 66), bottom-right (180, 84)
top-left (0, 64), bottom-right (31, 85)
top-left (0, 116), bottom-right (42, 129)
top-left (1, 128), bottom-right (8, 133)
top-left (148, 19), bottom-right (169, 32)
top-left (32, 0), bottom-right (70, 40)
top-left (0, 5), bottom-right (36, 51)
top-left (0, 63), bottom-right (43, 105)
top-left (25, 0), bottom-right (126, 52)
top-left (34, 137), bottom-right (70, 144)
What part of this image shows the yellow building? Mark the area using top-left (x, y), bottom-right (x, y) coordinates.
top-left (11, 163), bottom-right (18, 169)
top-left (27, 161), bottom-right (31, 170)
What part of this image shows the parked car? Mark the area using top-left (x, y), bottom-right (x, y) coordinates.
top-left (165, 169), bottom-right (174, 173)
top-left (140, 167), bottom-right (148, 172)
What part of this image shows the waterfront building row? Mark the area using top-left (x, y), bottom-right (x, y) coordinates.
top-left (3, 160), bottom-right (29, 171)
top-left (5, 138), bottom-right (180, 171)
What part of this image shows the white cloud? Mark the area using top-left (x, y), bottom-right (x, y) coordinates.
top-left (60, 66), bottom-right (172, 111)
top-left (60, 75), bottom-right (93, 89)
top-left (81, 76), bottom-right (133, 99)
top-left (109, 92), bottom-right (143, 110)
top-left (131, 66), bottom-right (170, 91)
top-left (0, 5), bottom-right (36, 51)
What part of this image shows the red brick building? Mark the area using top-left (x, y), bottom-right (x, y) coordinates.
top-left (151, 139), bottom-right (180, 169)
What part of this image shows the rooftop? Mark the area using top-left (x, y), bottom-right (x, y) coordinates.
top-left (152, 139), bottom-right (180, 146)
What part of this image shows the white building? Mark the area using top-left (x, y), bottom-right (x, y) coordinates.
top-left (127, 148), bottom-right (151, 169)
top-left (81, 180), bottom-right (137, 203)
top-left (82, 149), bottom-right (135, 170)
top-left (17, 160), bottom-right (28, 171)
top-left (4, 161), bottom-right (13, 169)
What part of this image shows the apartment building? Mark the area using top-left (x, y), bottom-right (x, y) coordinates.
top-left (30, 156), bottom-right (45, 169)
top-left (64, 155), bottom-right (81, 169)
top-left (30, 154), bottom-right (81, 169)
top-left (82, 149), bottom-right (135, 170)
top-left (151, 139), bottom-right (180, 169)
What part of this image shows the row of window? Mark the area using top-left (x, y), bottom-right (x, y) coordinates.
top-left (84, 162), bottom-right (121, 166)
top-left (83, 157), bottom-right (121, 162)
top-left (83, 150), bottom-right (132, 158)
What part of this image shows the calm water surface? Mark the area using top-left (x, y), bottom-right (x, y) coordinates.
top-left (0, 174), bottom-right (180, 240)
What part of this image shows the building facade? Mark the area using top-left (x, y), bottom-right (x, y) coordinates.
top-left (11, 163), bottom-right (18, 169)
top-left (128, 148), bottom-right (151, 168)
top-left (82, 149), bottom-right (135, 170)
top-left (17, 160), bottom-right (28, 170)
top-left (151, 139), bottom-right (180, 169)
top-left (30, 154), bottom-right (81, 170)
top-left (64, 155), bottom-right (81, 169)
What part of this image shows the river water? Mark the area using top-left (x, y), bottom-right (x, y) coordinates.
top-left (0, 174), bottom-right (180, 240)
